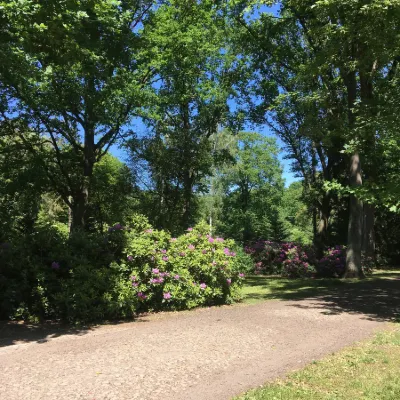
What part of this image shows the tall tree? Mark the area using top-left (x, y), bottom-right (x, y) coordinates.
top-left (0, 0), bottom-right (156, 231)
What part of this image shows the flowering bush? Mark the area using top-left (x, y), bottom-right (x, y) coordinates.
top-left (120, 221), bottom-right (246, 311)
top-left (316, 246), bottom-right (346, 278)
top-left (245, 241), bottom-right (315, 278)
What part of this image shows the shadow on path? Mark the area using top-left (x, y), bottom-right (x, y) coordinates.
top-left (0, 322), bottom-right (93, 348)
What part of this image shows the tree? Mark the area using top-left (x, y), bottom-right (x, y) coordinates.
top-left (217, 132), bottom-right (285, 243)
top-left (0, 0), bottom-right (156, 232)
top-left (128, 0), bottom-right (234, 233)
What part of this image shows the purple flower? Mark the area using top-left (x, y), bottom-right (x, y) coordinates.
top-left (127, 255), bottom-right (133, 262)
top-left (131, 275), bottom-right (137, 281)
top-left (188, 244), bottom-right (195, 250)
top-left (160, 272), bottom-right (170, 277)
top-left (199, 283), bottom-right (207, 290)
top-left (137, 292), bottom-right (147, 299)
top-left (132, 282), bottom-right (139, 287)
top-left (163, 292), bottom-right (172, 300)
top-left (239, 273), bottom-right (245, 278)
top-left (230, 252), bottom-right (236, 257)
top-left (187, 227), bottom-right (193, 231)
top-left (223, 248), bottom-right (230, 255)
top-left (152, 268), bottom-right (160, 274)
top-left (51, 261), bottom-right (60, 269)
top-left (161, 249), bottom-right (167, 254)
top-left (226, 278), bottom-right (232, 285)
top-left (162, 256), bottom-right (169, 261)
top-left (208, 237), bottom-right (214, 243)
top-left (179, 252), bottom-right (186, 257)
top-left (174, 274), bottom-right (180, 280)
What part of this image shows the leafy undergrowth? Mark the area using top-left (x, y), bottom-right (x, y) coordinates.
top-left (241, 271), bottom-right (400, 305)
top-left (235, 327), bottom-right (400, 400)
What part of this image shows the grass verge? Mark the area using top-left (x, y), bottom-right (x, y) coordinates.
top-left (235, 327), bottom-right (400, 400)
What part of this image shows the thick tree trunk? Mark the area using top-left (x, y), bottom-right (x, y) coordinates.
top-left (345, 152), bottom-right (364, 278)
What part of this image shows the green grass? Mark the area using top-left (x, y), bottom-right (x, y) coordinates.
top-left (241, 271), bottom-right (400, 305)
top-left (235, 327), bottom-right (400, 400)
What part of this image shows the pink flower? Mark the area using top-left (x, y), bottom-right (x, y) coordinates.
top-left (223, 248), bottom-right (230, 255)
top-left (216, 237), bottom-right (224, 242)
top-left (127, 255), bottom-right (133, 261)
top-left (162, 256), bottom-right (169, 261)
top-left (188, 244), bottom-right (195, 250)
top-left (239, 273), bottom-right (245, 278)
top-left (163, 292), bottom-right (172, 300)
top-left (145, 229), bottom-right (153, 233)
top-left (132, 282), bottom-right (139, 287)
top-left (187, 227), bottom-right (193, 231)
top-left (230, 252), bottom-right (236, 257)
top-left (199, 283), bottom-right (207, 290)
top-left (131, 275), bottom-right (137, 281)
top-left (174, 274), bottom-right (180, 280)
top-left (161, 249), bottom-right (167, 254)
top-left (51, 261), bottom-right (60, 269)
top-left (226, 278), bottom-right (232, 285)
top-left (212, 261), bottom-right (217, 266)
top-left (152, 268), bottom-right (160, 274)
top-left (137, 292), bottom-right (147, 299)
top-left (208, 237), bottom-right (214, 243)
top-left (170, 238), bottom-right (177, 242)
top-left (179, 252), bottom-right (186, 257)
top-left (202, 249), bottom-right (208, 254)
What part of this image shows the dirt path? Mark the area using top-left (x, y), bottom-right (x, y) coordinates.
top-left (1, 280), bottom-right (399, 400)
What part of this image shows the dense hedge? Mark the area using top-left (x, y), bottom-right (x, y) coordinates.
top-left (0, 217), bottom-right (247, 322)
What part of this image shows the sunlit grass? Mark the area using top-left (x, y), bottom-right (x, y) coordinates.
top-left (235, 327), bottom-right (400, 399)
top-left (241, 271), bottom-right (400, 304)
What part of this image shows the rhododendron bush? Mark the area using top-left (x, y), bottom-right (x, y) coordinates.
top-left (113, 221), bottom-right (245, 312)
top-left (245, 240), bottom-right (316, 278)
top-left (1, 216), bottom-right (246, 322)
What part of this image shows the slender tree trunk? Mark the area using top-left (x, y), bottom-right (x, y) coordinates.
top-left (345, 152), bottom-right (364, 278)
top-left (363, 203), bottom-right (375, 258)
top-left (70, 126), bottom-right (95, 233)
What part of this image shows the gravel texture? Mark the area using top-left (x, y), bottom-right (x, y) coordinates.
top-left (0, 284), bottom-right (398, 400)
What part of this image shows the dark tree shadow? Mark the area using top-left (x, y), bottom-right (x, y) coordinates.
top-left (0, 321), bottom-right (93, 348)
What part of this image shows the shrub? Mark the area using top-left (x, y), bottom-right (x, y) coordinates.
top-left (1, 217), bottom-right (246, 322)
top-left (122, 221), bottom-right (246, 312)
top-left (245, 240), bottom-right (315, 278)
top-left (316, 245), bottom-right (346, 278)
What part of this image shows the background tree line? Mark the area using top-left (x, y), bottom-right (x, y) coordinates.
top-left (1, 0), bottom-right (400, 282)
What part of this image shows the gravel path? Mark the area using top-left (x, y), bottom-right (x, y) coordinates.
top-left (0, 283), bottom-right (398, 400)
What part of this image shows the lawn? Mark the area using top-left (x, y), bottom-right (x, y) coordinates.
top-left (236, 271), bottom-right (400, 399)
top-left (235, 327), bottom-right (400, 400)
top-left (241, 270), bottom-right (400, 305)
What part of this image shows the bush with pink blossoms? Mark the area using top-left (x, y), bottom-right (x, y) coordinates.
top-left (120, 220), bottom-right (246, 312)
top-left (245, 241), bottom-right (316, 278)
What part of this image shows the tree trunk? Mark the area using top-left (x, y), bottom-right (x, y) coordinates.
top-left (345, 152), bottom-right (364, 278)
top-left (363, 203), bottom-right (375, 258)
top-left (314, 194), bottom-right (331, 258)
top-left (70, 126), bottom-right (95, 233)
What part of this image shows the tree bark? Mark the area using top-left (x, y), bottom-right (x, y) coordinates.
top-left (345, 152), bottom-right (364, 278)
top-left (363, 203), bottom-right (375, 258)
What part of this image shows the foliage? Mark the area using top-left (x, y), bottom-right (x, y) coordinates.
top-left (217, 132), bottom-right (286, 242)
top-left (245, 241), bottom-right (316, 278)
top-left (0, 218), bottom-right (245, 322)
